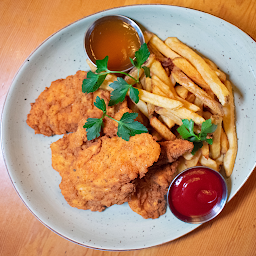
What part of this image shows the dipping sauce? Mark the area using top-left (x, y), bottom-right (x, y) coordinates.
top-left (168, 167), bottom-right (225, 219)
top-left (87, 19), bottom-right (141, 71)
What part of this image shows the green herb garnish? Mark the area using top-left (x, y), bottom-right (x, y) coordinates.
top-left (82, 43), bottom-right (150, 105)
top-left (83, 96), bottom-right (148, 141)
top-left (177, 119), bottom-right (217, 155)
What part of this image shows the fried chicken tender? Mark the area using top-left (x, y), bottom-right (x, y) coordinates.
top-left (27, 70), bottom-right (93, 136)
top-left (156, 139), bottom-right (194, 165)
top-left (128, 139), bottom-right (193, 219)
top-left (129, 162), bottom-right (179, 219)
top-left (51, 132), bottom-right (161, 212)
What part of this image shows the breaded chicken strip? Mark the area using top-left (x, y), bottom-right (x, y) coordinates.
top-left (156, 139), bottom-right (194, 165)
top-left (128, 162), bottom-right (179, 219)
top-left (27, 71), bottom-right (91, 136)
top-left (51, 132), bottom-right (161, 212)
top-left (128, 139), bottom-right (193, 219)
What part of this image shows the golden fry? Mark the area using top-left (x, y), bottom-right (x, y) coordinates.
top-left (136, 88), bottom-right (183, 109)
top-left (172, 67), bottom-right (224, 116)
top-left (149, 34), bottom-right (180, 59)
top-left (185, 150), bottom-right (201, 168)
top-left (223, 80), bottom-right (237, 177)
top-left (172, 57), bottom-right (210, 90)
top-left (199, 156), bottom-right (218, 172)
top-left (155, 107), bottom-right (183, 126)
top-left (165, 37), bottom-right (230, 105)
top-left (175, 85), bottom-right (188, 99)
top-left (220, 127), bottom-right (229, 154)
top-left (150, 60), bottom-right (173, 88)
top-left (201, 141), bottom-right (210, 159)
top-left (210, 116), bottom-right (223, 160)
top-left (150, 116), bottom-right (176, 141)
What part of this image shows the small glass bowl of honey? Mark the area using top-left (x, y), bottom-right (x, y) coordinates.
top-left (84, 15), bottom-right (145, 72)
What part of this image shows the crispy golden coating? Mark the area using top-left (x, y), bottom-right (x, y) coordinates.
top-left (156, 139), bottom-right (194, 165)
top-left (51, 132), bottom-right (161, 212)
top-left (128, 139), bottom-right (193, 219)
top-left (128, 162), bottom-right (179, 219)
top-left (27, 70), bottom-right (93, 136)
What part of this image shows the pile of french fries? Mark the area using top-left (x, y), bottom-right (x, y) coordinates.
top-left (87, 31), bottom-right (237, 177)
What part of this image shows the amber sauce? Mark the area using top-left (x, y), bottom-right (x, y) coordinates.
top-left (89, 19), bottom-right (141, 71)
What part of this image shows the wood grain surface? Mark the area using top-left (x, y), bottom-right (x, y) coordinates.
top-left (0, 0), bottom-right (256, 255)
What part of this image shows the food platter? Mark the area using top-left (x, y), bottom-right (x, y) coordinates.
top-left (1, 4), bottom-right (256, 250)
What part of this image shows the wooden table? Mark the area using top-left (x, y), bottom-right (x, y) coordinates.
top-left (1, 0), bottom-right (256, 255)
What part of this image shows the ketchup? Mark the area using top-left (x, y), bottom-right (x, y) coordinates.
top-left (168, 167), bottom-right (224, 218)
top-left (88, 19), bottom-right (141, 71)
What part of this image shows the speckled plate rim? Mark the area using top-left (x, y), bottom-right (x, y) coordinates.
top-left (1, 4), bottom-right (256, 251)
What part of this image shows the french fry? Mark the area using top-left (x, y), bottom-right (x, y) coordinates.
top-left (194, 97), bottom-right (204, 116)
top-left (152, 75), bottom-right (175, 98)
top-left (172, 57), bottom-right (210, 90)
top-left (145, 77), bottom-right (153, 92)
top-left (185, 150), bottom-right (201, 168)
top-left (155, 107), bottom-right (183, 126)
top-left (156, 105), bottom-right (205, 125)
top-left (178, 157), bottom-right (187, 173)
top-left (150, 60), bottom-right (174, 89)
top-left (210, 116), bottom-right (223, 159)
top-left (151, 129), bottom-right (163, 141)
top-left (175, 85), bottom-right (189, 99)
top-left (220, 127), bottom-right (229, 154)
top-left (186, 93), bottom-right (196, 103)
top-left (135, 99), bottom-right (149, 118)
top-left (147, 103), bottom-right (155, 116)
top-left (148, 41), bottom-right (168, 63)
top-left (202, 111), bottom-right (212, 120)
top-left (159, 115), bottom-right (176, 129)
top-left (204, 58), bottom-right (226, 83)
top-left (150, 116), bottom-right (176, 141)
top-left (100, 74), bottom-right (117, 91)
top-left (149, 34), bottom-right (180, 59)
top-left (201, 141), bottom-right (210, 159)
top-left (199, 156), bottom-right (218, 171)
top-left (128, 99), bottom-right (148, 126)
top-left (183, 152), bottom-right (194, 161)
top-left (172, 67), bottom-right (224, 116)
top-left (136, 88), bottom-right (183, 109)
top-left (86, 59), bottom-right (97, 72)
top-left (165, 37), bottom-right (230, 105)
top-left (152, 75), bottom-right (200, 112)
top-left (152, 84), bottom-right (166, 97)
top-left (143, 31), bottom-right (154, 44)
top-left (223, 80), bottom-right (237, 177)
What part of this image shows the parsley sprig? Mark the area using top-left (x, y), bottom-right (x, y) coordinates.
top-left (82, 43), bottom-right (150, 106)
top-left (177, 119), bottom-right (217, 154)
top-left (83, 96), bottom-right (148, 141)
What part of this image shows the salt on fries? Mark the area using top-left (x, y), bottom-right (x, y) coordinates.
top-left (94, 32), bottom-right (238, 177)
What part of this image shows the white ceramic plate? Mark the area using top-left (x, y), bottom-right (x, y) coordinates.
top-left (1, 5), bottom-right (256, 251)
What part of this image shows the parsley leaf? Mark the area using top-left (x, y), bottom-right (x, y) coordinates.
top-left (117, 112), bottom-right (148, 141)
top-left (82, 71), bottom-right (107, 93)
top-left (83, 98), bottom-right (148, 141)
top-left (130, 43), bottom-right (150, 70)
top-left (94, 96), bottom-right (106, 113)
top-left (96, 56), bottom-right (109, 73)
top-left (177, 119), bottom-right (217, 154)
top-left (83, 118), bottom-right (103, 141)
top-left (109, 78), bottom-right (139, 106)
top-left (82, 44), bottom-right (150, 96)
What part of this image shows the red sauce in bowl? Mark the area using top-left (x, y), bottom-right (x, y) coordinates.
top-left (168, 167), bottom-right (227, 222)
